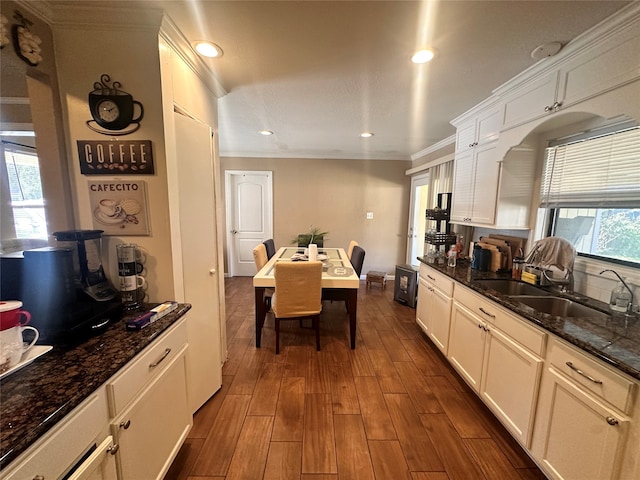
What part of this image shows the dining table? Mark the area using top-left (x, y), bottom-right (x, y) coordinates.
top-left (253, 246), bottom-right (360, 349)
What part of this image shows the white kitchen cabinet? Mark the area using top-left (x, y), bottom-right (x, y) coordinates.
top-left (531, 338), bottom-right (635, 480)
top-left (66, 436), bottom-right (118, 480)
top-left (500, 70), bottom-right (562, 131)
top-left (111, 344), bottom-right (191, 480)
top-left (455, 107), bottom-right (501, 152)
top-left (107, 319), bottom-right (191, 480)
top-left (450, 142), bottom-right (501, 225)
top-left (0, 391), bottom-right (114, 480)
top-left (416, 264), bottom-right (454, 354)
top-left (497, 4), bottom-right (640, 133)
top-left (448, 285), bottom-right (544, 447)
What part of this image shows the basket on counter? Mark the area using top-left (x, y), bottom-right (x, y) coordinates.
top-left (425, 208), bottom-right (450, 221)
top-left (425, 232), bottom-right (457, 245)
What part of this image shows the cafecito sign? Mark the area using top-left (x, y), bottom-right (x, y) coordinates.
top-left (77, 139), bottom-right (154, 175)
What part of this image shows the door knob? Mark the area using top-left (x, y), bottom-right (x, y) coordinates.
top-left (231, 229), bottom-right (238, 234)
top-left (209, 268), bottom-right (216, 275)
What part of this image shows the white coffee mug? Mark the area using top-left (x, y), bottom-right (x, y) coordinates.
top-left (119, 275), bottom-right (146, 292)
top-left (0, 325), bottom-right (39, 371)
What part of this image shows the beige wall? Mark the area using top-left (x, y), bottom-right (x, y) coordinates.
top-left (53, 20), bottom-right (176, 301)
top-left (221, 157), bottom-right (412, 276)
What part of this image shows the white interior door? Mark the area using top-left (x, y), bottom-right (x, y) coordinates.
top-left (225, 171), bottom-right (273, 276)
top-left (406, 172), bottom-right (430, 266)
top-left (173, 111), bottom-right (222, 412)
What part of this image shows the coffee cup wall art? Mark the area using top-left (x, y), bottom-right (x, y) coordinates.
top-left (88, 180), bottom-right (150, 235)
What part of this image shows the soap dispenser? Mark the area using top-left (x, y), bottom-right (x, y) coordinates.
top-left (610, 279), bottom-right (632, 312)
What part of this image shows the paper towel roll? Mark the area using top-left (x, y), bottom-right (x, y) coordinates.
top-left (308, 244), bottom-right (318, 261)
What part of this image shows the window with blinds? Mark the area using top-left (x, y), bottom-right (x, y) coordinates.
top-left (540, 126), bottom-right (640, 208)
top-left (542, 127), bottom-right (640, 266)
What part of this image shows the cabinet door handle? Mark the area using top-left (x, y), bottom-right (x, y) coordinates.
top-left (606, 416), bottom-right (619, 426)
top-left (478, 307), bottom-right (495, 318)
top-left (544, 104), bottom-right (553, 112)
top-left (33, 476), bottom-right (45, 480)
top-left (120, 420), bottom-right (131, 429)
top-left (565, 361), bottom-right (603, 384)
top-left (107, 443), bottom-right (120, 455)
top-left (149, 348), bottom-right (172, 368)
top-left (427, 275), bottom-right (436, 281)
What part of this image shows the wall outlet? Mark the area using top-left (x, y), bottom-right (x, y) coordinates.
top-left (366, 212), bottom-right (374, 219)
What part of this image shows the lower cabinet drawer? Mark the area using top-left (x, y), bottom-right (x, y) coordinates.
top-left (548, 338), bottom-right (636, 414)
top-left (2, 390), bottom-right (108, 480)
top-left (107, 319), bottom-right (188, 417)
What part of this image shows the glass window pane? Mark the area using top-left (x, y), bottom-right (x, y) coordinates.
top-left (552, 207), bottom-right (640, 265)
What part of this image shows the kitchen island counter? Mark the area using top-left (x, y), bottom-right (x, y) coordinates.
top-left (0, 303), bottom-right (191, 471)
top-left (417, 258), bottom-right (640, 381)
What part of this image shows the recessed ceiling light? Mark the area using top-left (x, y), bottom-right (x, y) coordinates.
top-left (193, 41), bottom-right (223, 58)
top-left (412, 48), bottom-right (436, 64)
top-left (360, 132), bottom-right (374, 138)
top-left (259, 130), bottom-right (274, 136)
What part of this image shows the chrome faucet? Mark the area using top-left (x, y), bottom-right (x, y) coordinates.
top-left (600, 269), bottom-right (635, 314)
top-left (543, 269), bottom-right (574, 293)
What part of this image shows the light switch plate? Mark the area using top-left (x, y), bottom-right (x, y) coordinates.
top-left (366, 212), bottom-right (374, 219)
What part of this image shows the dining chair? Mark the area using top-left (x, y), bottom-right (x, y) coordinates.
top-left (253, 244), bottom-right (273, 308)
top-left (347, 240), bottom-right (359, 259)
top-left (272, 261), bottom-right (323, 354)
top-left (263, 238), bottom-right (276, 260)
top-left (350, 245), bottom-right (366, 278)
top-left (322, 245), bottom-right (365, 309)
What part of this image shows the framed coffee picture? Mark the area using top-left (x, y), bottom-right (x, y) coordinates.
top-left (88, 180), bottom-right (150, 235)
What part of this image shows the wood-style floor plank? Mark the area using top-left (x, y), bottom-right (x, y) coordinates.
top-left (463, 437), bottom-right (524, 480)
top-left (354, 376), bottom-right (397, 441)
top-left (420, 413), bottom-right (486, 480)
top-left (329, 363), bottom-right (360, 414)
top-left (263, 442), bottom-right (302, 480)
top-left (225, 415), bottom-right (273, 480)
top-left (247, 363), bottom-right (283, 416)
top-left (368, 440), bottom-right (413, 480)
top-left (333, 414), bottom-right (376, 480)
top-left (384, 393), bottom-right (444, 472)
top-left (272, 376), bottom-right (305, 441)
top-left (168, 276), bottom-right (546, 480)
top-left (190, 394), bottom-right (251, 476)
top-left (302, 393), bottom-right (337, 474)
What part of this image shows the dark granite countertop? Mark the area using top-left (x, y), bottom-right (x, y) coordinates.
top-left (418, 258), bottom-right (640, 381)
top-left (0, 303), bottom-right (191, 471)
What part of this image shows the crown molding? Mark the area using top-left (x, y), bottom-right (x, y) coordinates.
top-left (159, 15), bottom-right (227, 99)
top-left (410, 134), bottom-right (455, 161)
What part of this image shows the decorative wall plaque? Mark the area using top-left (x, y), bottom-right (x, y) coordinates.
top-left (77, 140), bottom-right (154, 175)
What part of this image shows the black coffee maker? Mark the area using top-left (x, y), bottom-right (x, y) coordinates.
top-left (6, 231), bottom-right (123, 345)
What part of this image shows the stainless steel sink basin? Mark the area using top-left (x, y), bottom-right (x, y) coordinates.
top-left (475, 279), bottom-right (552, 296)
top-left (509, 295), bottom-right (610, 319)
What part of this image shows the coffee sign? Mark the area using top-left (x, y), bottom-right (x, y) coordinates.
top-left (77, 140), bottom-right (154, 175)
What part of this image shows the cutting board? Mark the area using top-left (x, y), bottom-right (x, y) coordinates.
top-left (477, 242), bottom-right (506, 272)
top-left (479, 237), bottom-right (512, 269)
top-left (489, 234), bottom-right (526, 258)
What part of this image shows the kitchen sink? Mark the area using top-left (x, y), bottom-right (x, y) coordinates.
top-left (475, 279), bottom-right (552, 296)
top-left (509, 295), bottom-right (610, 319)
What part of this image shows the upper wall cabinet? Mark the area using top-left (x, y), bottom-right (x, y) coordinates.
top-left (455, 108), bottom-right (501, 152)
top-left (495, 3), bottom-right (640, 132)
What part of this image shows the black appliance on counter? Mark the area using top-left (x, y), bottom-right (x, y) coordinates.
top-left (0, 236), bottom-right (122, 345)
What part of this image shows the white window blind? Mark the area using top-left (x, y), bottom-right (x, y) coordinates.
top-left (540, 127), bottom-right (640, 208)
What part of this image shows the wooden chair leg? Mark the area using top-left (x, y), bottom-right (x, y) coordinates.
top-left (314, 314), bottom-right (320, 351)
top-left (275, 317), bottom-right (280, 354)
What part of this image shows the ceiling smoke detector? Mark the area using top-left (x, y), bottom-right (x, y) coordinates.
top-left (530, 42), bottom-right (563, 60)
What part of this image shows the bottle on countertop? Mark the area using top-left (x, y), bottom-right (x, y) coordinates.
top-left (447, 247), bottom-right (457, 267)
top-left (610, 280), bottom-right (632, 312)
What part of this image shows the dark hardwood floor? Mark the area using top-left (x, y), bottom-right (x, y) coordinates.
top-left (165, 276), bottom-right (547, 480)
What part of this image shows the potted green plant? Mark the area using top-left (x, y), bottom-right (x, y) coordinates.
top-left (291, 225), bottom-right (329, 247)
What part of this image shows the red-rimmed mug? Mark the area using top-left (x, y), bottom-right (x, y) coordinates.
top-left (0, 301), bottom-right (31, 331)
